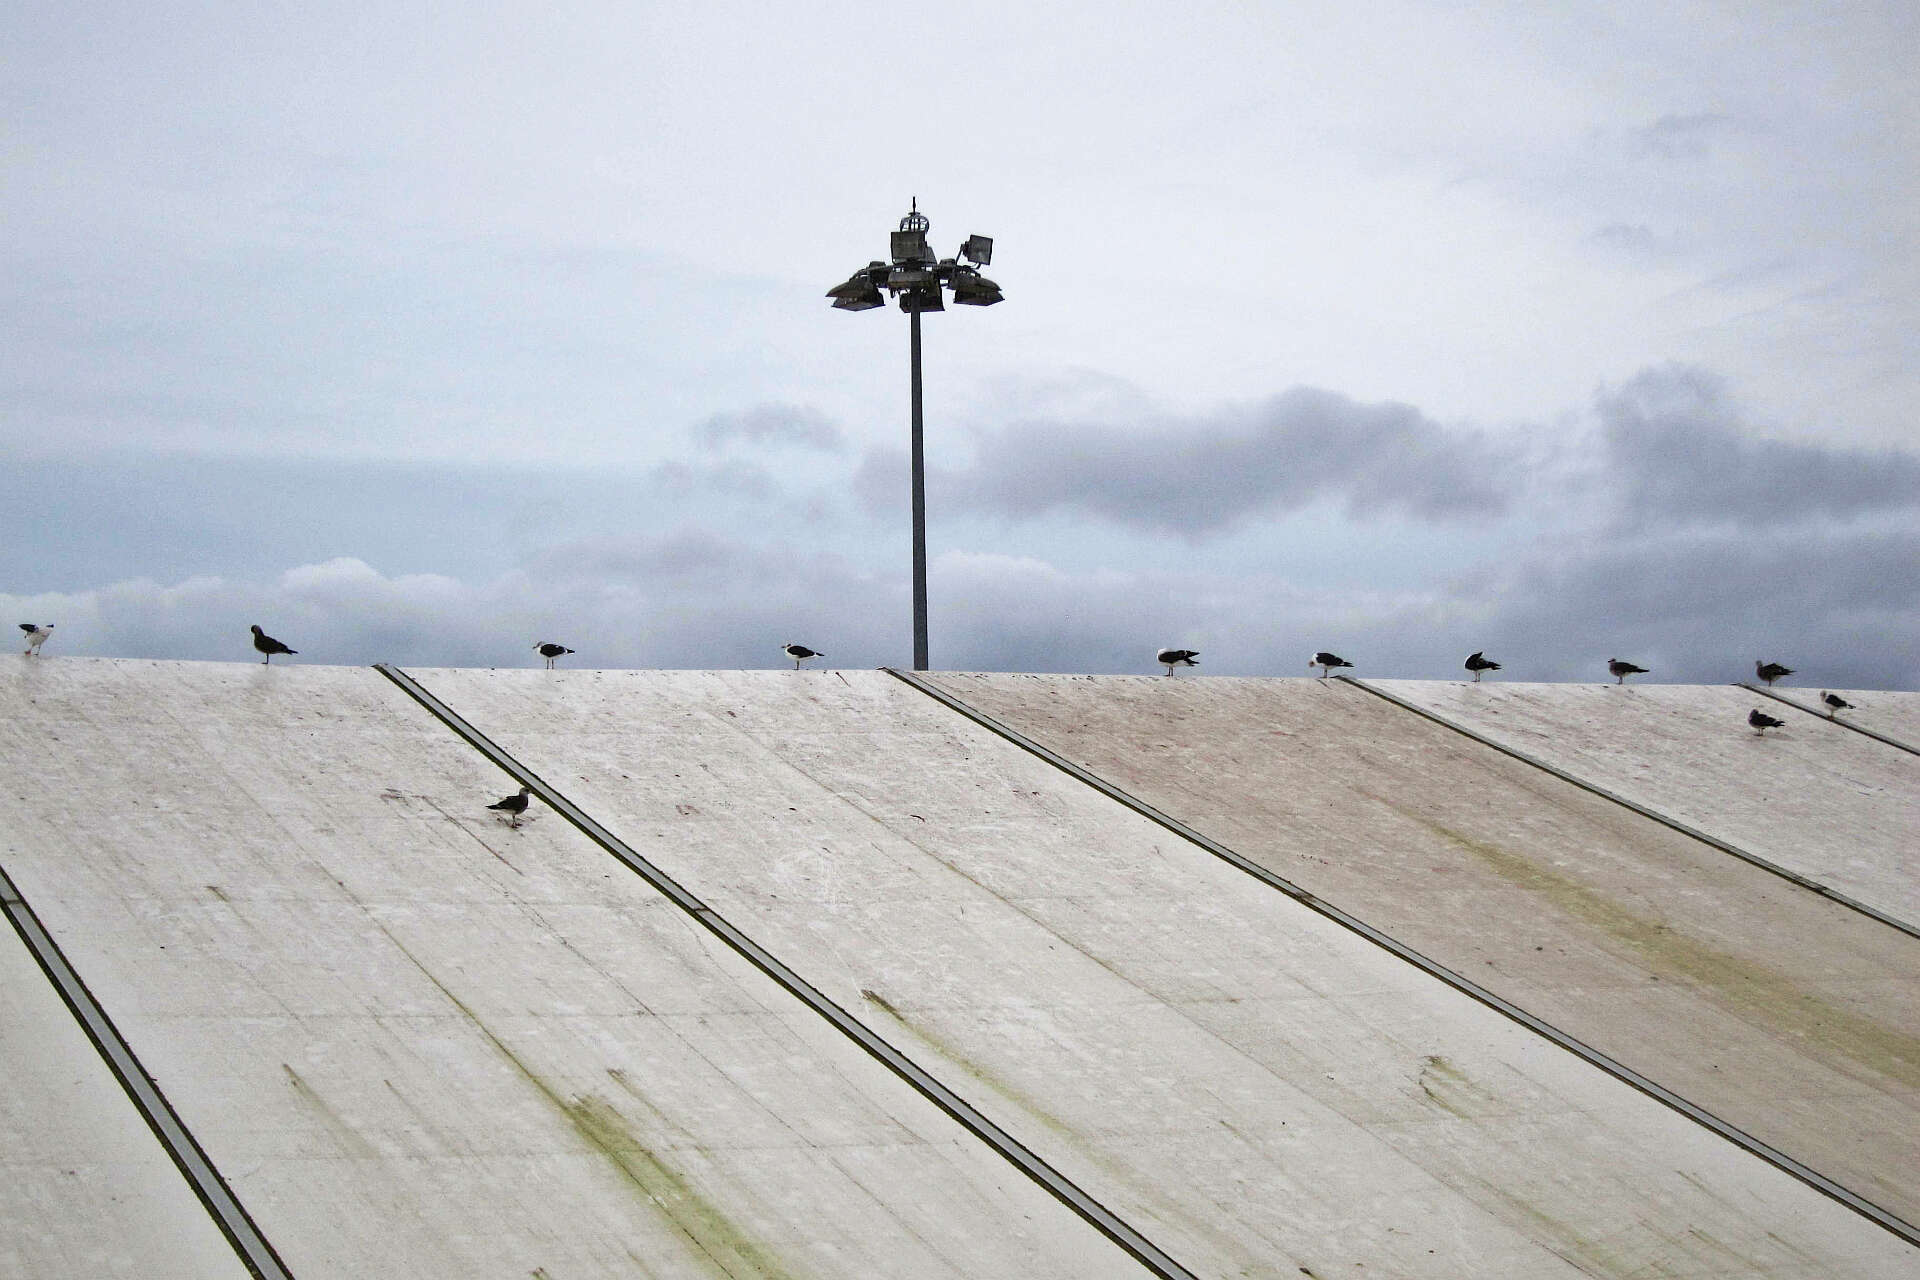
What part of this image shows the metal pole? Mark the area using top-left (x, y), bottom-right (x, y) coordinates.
top-left (909, 307), bottom-right (928, 671)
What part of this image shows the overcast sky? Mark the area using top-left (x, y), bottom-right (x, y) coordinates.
top-left (5, 2), bottom-right (1916, 687)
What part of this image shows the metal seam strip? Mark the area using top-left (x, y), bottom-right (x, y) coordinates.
top-left (373, 663), bottom-right (1198, 1280)
top-left (1741, 684), bottom-right (1920, 757)
top-left (1338, 676), bottom-right (1920, 941)
top-left (883, 667), bottom-right (1920, 1247)
top-left (0, 863), bottom-right (296, 1280)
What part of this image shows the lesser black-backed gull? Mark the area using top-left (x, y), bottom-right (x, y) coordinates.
top-left (1156, 648), bottom-right (1199, 676)
top-left (1463, 651), bottom-right (1501, 682)
top-left (251, 625), bottom-right (296, 664)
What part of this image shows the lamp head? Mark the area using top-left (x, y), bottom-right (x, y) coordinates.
top-left (960, 234), bottom-right (993, 266)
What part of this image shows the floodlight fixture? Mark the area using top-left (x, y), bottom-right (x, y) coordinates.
top-left (826, 270), bottom-right (885, 311)
top-left (949, 267), bottom-right (1003, 306)
top-left (827, 201), bottom-right (1004, 671)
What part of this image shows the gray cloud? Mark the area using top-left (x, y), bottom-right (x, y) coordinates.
top-left (864, 387), bottom-right (1516, 538)
top-left (1599, 365), bottom-right (1920, 528)
top-left (693, 404), bottom-right (846, 453)
top-left (1460, 523), bottom-right (1920, 689)
top-left (1627, 112), bottom-right (1739, 160)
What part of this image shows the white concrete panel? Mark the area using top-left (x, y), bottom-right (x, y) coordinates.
top-left (920, 671), bottom-right (1920, 1229)
top-left (421, 666), bottom-right (1920, 1278)
top-left (0, 659), bottom-right (1136, 1280)
top-left (1368, 678), bottom-right (1920, 925)
top-left (1756, 687), bottom-right (1920, 752)
top-left (0, 918), bottom-right (254, 1280)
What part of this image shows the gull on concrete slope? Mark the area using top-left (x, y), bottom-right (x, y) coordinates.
top-left (1156, 648), bottom-right (1199, 676)
top-left (1607, 658), bottom-right (1648, 685)
top-left (782, 643), bottom-right (822, 670)
top-left (1755, 659), bottom-right (1794, 686)
top-left (1748, 708), bottom-right (1787, 736)
top-left (251, 625), bottom-right (297, 664)
top-left (19, 623), bottom-right (52, 656)
top-left (1463, 651), bottom-right (1501, 682)
top-left (488, 786), bottom-right (532, 827)
top-left (1820, 691), bottom-right (1855, 717)
top-left (1309, 651), bottom-right (1353, 678)
top-left (534, 642), bottom-right (575, 669)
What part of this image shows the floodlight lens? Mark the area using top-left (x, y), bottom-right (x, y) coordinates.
top-left (961, 235), bottom-right (993, 266)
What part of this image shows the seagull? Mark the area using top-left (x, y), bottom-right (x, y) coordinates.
top-left (1755, 660), bottom-right (1794, 686)
top-left (251, 625), bottom-right (296, 664)
top-left (19, 623), bottom-right (53, 656)
top-left (782, 643), bottom-right (822, 670)
top-left (488, 785), bottom-right (532, 828)
top-left (1309, 651), bottom-right (1353, 678)
top-left (1156, 648), bottom-right (1199, 676)
top-left (1748, 708), bottom-right (1786, 736)
top-left (533, 642), bottom-right (575, 669)
top-left (1463, 651), bottom-right (1501, 682)
top-left (1820, 691), bottom-right (1854, 717)
top-left (1607, 658), bottom-right (1648, 685)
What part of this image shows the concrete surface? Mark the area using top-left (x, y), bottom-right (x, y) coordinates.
top-left (1367, 679), bottom-right (1920, 926)
top-left (0, 659), bottom-right (1136, 1279)
top-left (419, 665), bottom-right (1920, 1279)
top-left (0, 912), bottom-right (254, 1280)
top-left (923, 671), bottom-right (1920, 1230)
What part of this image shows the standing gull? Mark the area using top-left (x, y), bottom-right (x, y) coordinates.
top-left (1309, 651), bottom-right (1353, 678)
top-left (782, 643), bottom-right (822, 670)
top-left (1463, 651), bottom-right (1501, 682)
top-left (1156, 648), bottom-right (1199, 677)
top-left (1820, 692), bottom-right (1855, 718)
top-left (534, 642), bottom-right (575, 669)
top-left (1607, 658), bottom-right (1648, 685)
top-left (488, 785), bottom-right (532, 828)
top-left (1748, 708), bottom-right (1786, 736)
top-left (1755, 660), bottom-right (1794, 686)
top-left (251, 625), bottom-right (296, 664)
top-left (19, 623), bottom-right (53, 656)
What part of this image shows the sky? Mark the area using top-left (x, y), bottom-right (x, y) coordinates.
top-left (5, 1), bottom-right (1917, 687)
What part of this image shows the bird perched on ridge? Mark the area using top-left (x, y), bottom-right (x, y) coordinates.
top-left (1463, 651), bottom-right (1501, 682)
top-left (1748, 708), bottom-right (1786, 736)
top-left (1157, 648), bottom-right (1199, 676)
top-left (782, 643), bottom-right (822, 670)
top-left (251, 625), bottom-right (296, 664)
top-left (1755, 659), bottom-right (1794, 686)
top-left (19, 623), bottom-right (53, 656)
top-left (488, 785), bottom-right (532, 828)
top-left (1309, 651), bottom-right (1353, 678)
top-left (1607, 658), bottom-right (1648, 685)
top-left (1820, 691), bottom-right (1854, 717)
top-left (534, 642), bottom-right (575, 669)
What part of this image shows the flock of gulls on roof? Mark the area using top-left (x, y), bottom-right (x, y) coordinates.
top-left (15, 622), bottom-right (1875, 830)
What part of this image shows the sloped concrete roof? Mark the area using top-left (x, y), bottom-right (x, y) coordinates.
top-left (4, 658), bottom-right (1917, 1278)
top-left (1366, 679), bottom-right (1920, 926)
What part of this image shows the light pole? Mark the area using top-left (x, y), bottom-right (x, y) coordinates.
top-left (828, 201), bottom-right (1002, 671)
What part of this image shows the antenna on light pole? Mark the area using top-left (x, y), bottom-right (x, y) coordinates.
top-left (827, 204), bottom-right (1003, 671)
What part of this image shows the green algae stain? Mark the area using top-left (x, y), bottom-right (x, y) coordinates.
top-left (1415, 1053), bottom-right (1494, 1120)
top-left (1407, 813), bottom-right (1920, 1092)
top-left (281, 1063), bottom-right (380, 1159)
top-left (559, 1090), bottom-right (800, 1280)
top-left (378, 934), bottom-right (800, 1279)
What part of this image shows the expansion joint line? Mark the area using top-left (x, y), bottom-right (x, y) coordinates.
top-left (1739, 684), bottom-right (1920, 757)
top-left (0, 863), bottom-right (297, 1280)
top-left (1337, 676), bottom-right (1920, 942)
top-left (884, 667), bottom-right (1920, 1247)
top-left (372, 664), bottom-right (1200, 1280)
